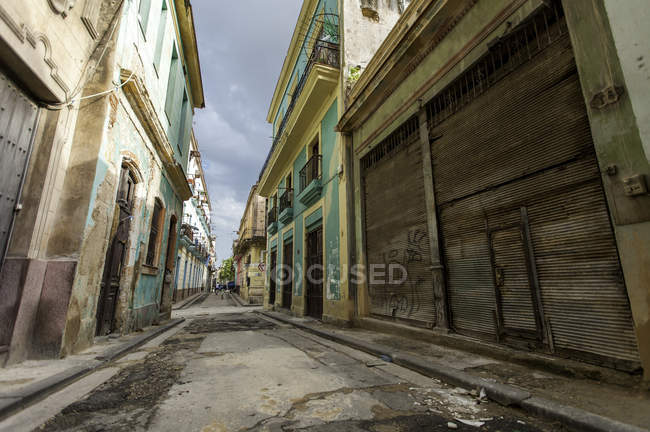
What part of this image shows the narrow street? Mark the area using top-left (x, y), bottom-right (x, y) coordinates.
top-left (3, 296), bottom-right (560, 432)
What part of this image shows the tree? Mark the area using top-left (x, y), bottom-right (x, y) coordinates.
top-left (219, 257), bottom-right (235, 283)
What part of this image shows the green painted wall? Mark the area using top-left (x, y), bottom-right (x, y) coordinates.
top-left (321, 101), bottom-right (340, 301)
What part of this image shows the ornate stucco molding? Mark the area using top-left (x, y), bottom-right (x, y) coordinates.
top-left (48, 0), bottom-right (76, 18)
top-left (0, 4), bottom-right (71, 96)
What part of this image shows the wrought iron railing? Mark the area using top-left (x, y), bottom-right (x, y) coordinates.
top-left (238, 227), bottom-right (266, 240)
top-left (268, 206), bottom-right (278, 225)
top-left (181, 223), bottom-right (194, 242)
top-left (299, 155), bottom-right (322, 193)
top-left (259, 41), bottom-right (340, 182)
top-left (279, 189), bottom-right (293, 213)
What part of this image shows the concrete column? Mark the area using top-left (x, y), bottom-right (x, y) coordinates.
top-left (563, 0), bottom-right (650, 381)
top-left (417, 108), bottom-right (449, 330)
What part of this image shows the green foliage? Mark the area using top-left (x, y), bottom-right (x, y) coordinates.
top-left (219, 257), bottom-right (235, 282)
top-left (348, 66), bottom-right (362, 83)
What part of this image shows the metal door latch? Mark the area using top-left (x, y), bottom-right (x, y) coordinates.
top-left (495, 267), bottom-right (505, 287)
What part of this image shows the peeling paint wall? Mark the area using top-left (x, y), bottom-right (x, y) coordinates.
top-left (341, 0), bottom-right (411, 99)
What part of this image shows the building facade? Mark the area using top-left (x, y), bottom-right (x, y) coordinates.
top-left (258, 0), bottom-right (411, 323)
top-left (174, 132), bottom-right (214, 301)
top-left (337, 0), bottom-right (650, 380)
top-left (0, 0), bottom-right (204, 365)
top-left (233, 184), bottom-right (266, 304)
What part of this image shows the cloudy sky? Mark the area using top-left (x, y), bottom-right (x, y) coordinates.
top-left (192, 0), bottom-right (303, 264)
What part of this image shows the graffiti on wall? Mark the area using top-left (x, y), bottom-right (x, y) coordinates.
top-left (369, 228), bottom-right (428, 319)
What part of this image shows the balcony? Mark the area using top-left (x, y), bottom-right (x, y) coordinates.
top-left (297, 155), bottom-right (322, 207)
top-left (279, 189), bottom-right (294, 224)
top-left (258, 41), bottom-right (340, 195)
top-left (267, 206), bottom-right (278, 235)
top-left (180, 223), bottom-right (194, 242)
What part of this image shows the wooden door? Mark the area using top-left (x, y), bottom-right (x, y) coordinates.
top-left (282, 241), bottom-right (293, 309)
top-left (96, 166), bottom-right (135, 336)
top-left (269, 249), bottom-right (277, 305)
top-left (306, 226), bottom-right (323, 319)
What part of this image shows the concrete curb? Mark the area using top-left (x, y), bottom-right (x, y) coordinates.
top-left (230, 293), bottom-right (260, 308)
top-left (259, 311), bottom-right (649, 432)
top-left (173, 292), bottom-right (207, 310)
top-left (0, 317), bottom-right (185, 421)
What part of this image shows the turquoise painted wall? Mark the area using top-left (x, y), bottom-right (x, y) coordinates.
top-left (321, 101), bottom-right (340, 301)
top-left (135, 173), bottom-right (182, 309)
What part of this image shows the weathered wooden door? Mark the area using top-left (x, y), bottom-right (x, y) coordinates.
top-left (269, 249), bottom-right (277, 305)
top-left (160, 216), bottom-right (177, 310)
top-left (0, 71), bottom-right (39, 268)
top-left (306, 226), bottom-right (323, 319)
top-left (282, 240), bottom-right (293, 309)
top-left (96, 166), bottom-right (135, 336)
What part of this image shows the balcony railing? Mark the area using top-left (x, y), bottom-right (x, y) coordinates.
top-left (299, 155), bottom-right (322, 193)
top-left (238, 227), bottom-right (266, 241)
top-left (181, 223), bottom-right (194, 242)
top-left (259, 41), bottom-right (340, 182)
top-left (279, 189), bottom-right (293, 213)
top-left (268, 206), bottom-right (278, 225)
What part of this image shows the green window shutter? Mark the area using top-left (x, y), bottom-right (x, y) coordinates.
top-left (178, 92), bottom-right (192, 160)
top-left (153, 0), bottom-right (168, 71)
top-left (164, 46), bottom-right (179, 124)
top-left (138, 0), bottom-right (153, 36)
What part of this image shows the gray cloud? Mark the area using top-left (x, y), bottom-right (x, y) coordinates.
top-left (192, 0), bottom-right (302, 265)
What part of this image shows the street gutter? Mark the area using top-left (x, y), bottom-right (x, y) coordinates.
top-left (0, 318), bottom-right (185, 421)
top-left (258, 311), bottom-right (648, 432)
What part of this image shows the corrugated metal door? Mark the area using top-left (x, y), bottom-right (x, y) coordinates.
top-left (362, 117), bottom-right (435, 327)
top-left (428, 4), bottom-right (640, 369)
top-left (0, 71), bottom-right (39, 267)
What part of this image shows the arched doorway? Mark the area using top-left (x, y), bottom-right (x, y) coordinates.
top-left (96, 164), bottom-right (136, 336)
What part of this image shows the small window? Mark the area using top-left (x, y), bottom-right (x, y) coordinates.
top-left (146, 199), bottom-right (165, 267)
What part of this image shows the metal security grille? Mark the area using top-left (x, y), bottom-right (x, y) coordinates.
top-left (361, 116), bottom-right (419, 171)
top-left (0, 71), bottom-right (39, 268)
top-left (426, 1), bottom-right (567, 130)
top-left (429, 4), bottom-right (639, 369)
top-left (362, 116), bottom-right (435, 327)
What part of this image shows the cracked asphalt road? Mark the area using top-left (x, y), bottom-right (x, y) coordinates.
top-left (34, 294), bottom-right (566, 432)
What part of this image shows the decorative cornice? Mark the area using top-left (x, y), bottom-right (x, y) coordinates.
top-left (337, 0), bottom-right (478, 133)
top-left (0, 3), bottom-right (71, 97)
top-left (120, 69), bottom-right (192, 201)
top-left (81, 0), bottom-right (101, 39)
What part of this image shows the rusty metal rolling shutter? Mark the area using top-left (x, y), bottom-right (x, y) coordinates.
top-left (362, 117), bottom-right (436, 327)
top-left (428, 6), bottom-right (639, 368)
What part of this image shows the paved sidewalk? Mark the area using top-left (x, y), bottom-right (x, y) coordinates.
top-left (260, 311), bottom-right (650, 432)
top-left (0, 318), bottom-right (184, 420)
